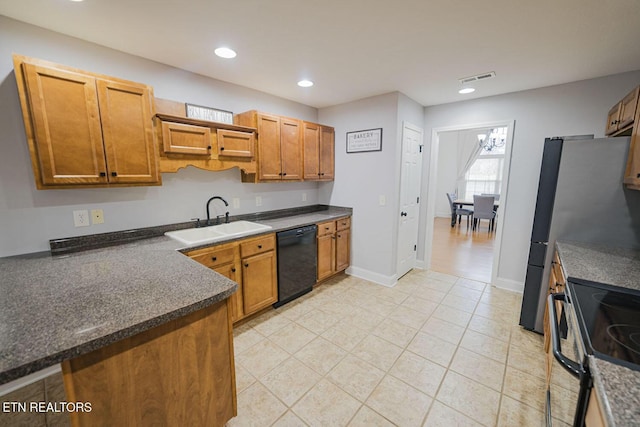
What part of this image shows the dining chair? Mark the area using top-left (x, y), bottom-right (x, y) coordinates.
top-left (481, 193), bottom-right (500, 201)
top-left (472, 195), bottom-right (497, 232)
top-left (446, 192), bottom-right (473, 228)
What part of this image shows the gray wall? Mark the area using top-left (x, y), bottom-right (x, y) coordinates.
top-left (0, 16), bottom-right (325, 256)
top-left (421, 71), bottom-right (640, 291)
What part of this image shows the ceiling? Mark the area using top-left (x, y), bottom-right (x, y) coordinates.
top-left (2, 0), bottom-right (640, 108)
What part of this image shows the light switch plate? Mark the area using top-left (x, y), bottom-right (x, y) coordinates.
top-left (73, 210), bottom-right (90, 227)
top-left (302, 193), bottom-right (307, 202)
top-left (91, 209), bottom-right (104, 224)
top-left (255, 196), bottom-right (262, 207)
top-left (233, 198), bottom-right (240, 209)
top-left (379, 195), bottom-right (386, 206)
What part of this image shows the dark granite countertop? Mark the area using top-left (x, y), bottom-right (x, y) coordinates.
top-left (556, 241), bottom-right (640, 426)
top-left (0, 206), bottom-right (352, 385)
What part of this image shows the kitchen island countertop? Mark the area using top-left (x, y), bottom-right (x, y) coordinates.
top-left (0, 206), bottom-right (352, 385)
top-left (556, 241), bottom-right (640, 427)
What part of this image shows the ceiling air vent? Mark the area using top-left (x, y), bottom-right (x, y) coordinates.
top-left (458, 72), bottom-right (496, 85)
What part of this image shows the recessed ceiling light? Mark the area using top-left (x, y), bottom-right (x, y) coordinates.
top-left (458, 87), bottom-right (475, 94)
top-left (69, 0), bottom-right (84, 2)
top-left (297, 80), bottom-right (314, 88)
top-left (214, 47), bottom-right (237, 59)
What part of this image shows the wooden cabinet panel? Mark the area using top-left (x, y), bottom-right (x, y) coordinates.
top-left (217, 129), bottom-right (254, 158)
top-left (257, 114), bottom-right (282, 180)
top-left (337, 217), bottom-right (351, 231)
top-left (619, 86), bottom-right (639, 129)
top-left (317, 220), bottom-right (336, 236)
top-left (303, 122), bottom-right (320, 180)
top-left (606, 102), bottom-right (622, 136)
top-left (319, 125), bottom-right (335, 180)
top-left (15, 55), bottom-right (160, 188)
top-left (585, 389), bottom-right (606, 427)
top-left (22, 62), bottom-right (107, 185)
top-left (303, 122), bottom-right (335, 181)
top-left (162, 121), bottom-right (211, 155)
top-left (242, 250), bottom-right (277, 314)
top-left (189, 244), bottom-right (236, 269)
top-left (280, 118), bottom-right (303, 180)
top-left (317, 233), bottom-right (335, 281)
top-left (335, 228), bottom-right (350, 272)
top-left (240, 234), bottom-right (275, 258)
top-left (96, 79), bottom-right (159, 184)
top-left (62, 300), bottom-right (236, 427)
top-left (214, 262), bottom-right (243, 322)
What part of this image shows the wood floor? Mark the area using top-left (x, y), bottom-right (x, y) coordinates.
top-left (430, 217), bottom-right (495, 283)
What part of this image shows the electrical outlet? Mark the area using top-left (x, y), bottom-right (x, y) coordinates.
top-left (73, 210), bottom-right (90, 227)
top-left (255, 196), bottom-right (262, 207)
top-left (91, 209), bottom-right (104, 224)
top-left (302, 193), bottom-right (307, 202)
top-left (379, 195), bottom-right (386, 206)
top-left (233, 198), bottom-right (240, 209)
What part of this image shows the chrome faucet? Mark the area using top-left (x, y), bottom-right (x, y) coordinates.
top-left (206, 196), bottom-right (229, 226)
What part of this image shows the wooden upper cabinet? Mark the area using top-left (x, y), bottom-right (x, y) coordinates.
top-left (217, 129), bottom-right (254, 158)
top-left (303, 122), bottom-right (320, 180)
top-left (161, 121), bottom-right (211, 155)
top-left (303, 122), bottom-right (335, 181)
top-left (606, 86), bottom-right (639, 136)
top-left (320, 125), bottom-right (335, 180)
top-left (14, 55), bottom-right (160, 188)
top-left (22, 63), bottom-right (107, 186)
top-left (280, 118), bottom-right (303, 180)
top-left (257, 113), bottom-right (282, 180)
top-left (96, 79), bottom-right (159, 184)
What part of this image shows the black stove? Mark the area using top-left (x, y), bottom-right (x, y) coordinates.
top-left (569, 280), bottom-right (640, 371)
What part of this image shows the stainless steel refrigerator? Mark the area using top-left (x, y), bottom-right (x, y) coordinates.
top-left (519, 135), bottom-right (640, 332)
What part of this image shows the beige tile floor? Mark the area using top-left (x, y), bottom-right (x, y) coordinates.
top-left (227, 270), bottom-right (571, 427)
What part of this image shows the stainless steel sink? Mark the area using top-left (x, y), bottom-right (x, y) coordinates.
top-left (165, 221), bottom-right (272, 246)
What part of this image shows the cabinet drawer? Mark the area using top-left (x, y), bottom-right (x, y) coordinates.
top-left (188, 246), bottom-right (236, 268)
top-left (317, 221), bottom-right (336, 236)
top-left (240, 234), bottom-right (275, 258)
top-left (336, 217), bottom-right (351, 231)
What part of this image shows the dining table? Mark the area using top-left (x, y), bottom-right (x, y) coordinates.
top-left (451, 198), bottom-right (500, 227)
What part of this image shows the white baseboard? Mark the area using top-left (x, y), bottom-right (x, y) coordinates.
top-left (346, 266), bottom-right (397, 287)
top-left (493, 276), bottom-right (524, 293)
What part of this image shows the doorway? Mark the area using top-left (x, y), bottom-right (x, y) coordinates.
top-left (423, 121), bottom-right (515, 285)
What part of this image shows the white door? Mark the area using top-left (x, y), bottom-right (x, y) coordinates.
top-left (397, 122), bottom-right (424, 278)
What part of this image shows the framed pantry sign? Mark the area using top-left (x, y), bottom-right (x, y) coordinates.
top-left (346, 128), bottom-right (383, 153)
top-left (185, 103), bottom-right (233, 124)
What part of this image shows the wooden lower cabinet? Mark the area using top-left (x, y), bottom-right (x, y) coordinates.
top-left (61, 299), bottom-right (236, 427)
top-left (187, 233), bottom-right (277, 323)
top-left (585, 389), bottom-right (606, 427)
top-left (317, 217), bottom-right (351, 282)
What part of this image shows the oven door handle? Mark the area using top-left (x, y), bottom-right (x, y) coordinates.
top-left (548, 293), bottom-right (582, 379)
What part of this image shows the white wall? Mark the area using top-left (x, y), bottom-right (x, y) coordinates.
top-left (318, 92), bottom-right (424, 284)
top-left (0, 16), bottom-right (325, 256)
top-left (420, 71), bottom-right (640, 291)
top-left (434, 131), bottom-right (459, 217)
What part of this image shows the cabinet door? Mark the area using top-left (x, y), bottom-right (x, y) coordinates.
top-left (319, 125), bottom-right (335, 180)
top-left (214, 262), bottom-right (243, 322)
top-left (162, 121), bottom-right (211, 155)
top-left (96, 79), bottom-right (159, 184)
top-left (280, 118), bottom-right (303, 180)
top-left (303, 122), bottom-right (320, 180)
top-left (317, 233), bottom-right (335, 281)
top-left (257, 114), bottom-right (282, 180)
top-left (217, 129), bottom-right (254, 158)
top-left (605, 102), bottom-right (622, 136)
top-left (335, 228), bottom-right (350, 272)
top-left (242, 250), bottom-right (277, 314)
top-left (619, 86), bottom-right (639, 129)
top-left (22, 62), bottom-right (108, 185)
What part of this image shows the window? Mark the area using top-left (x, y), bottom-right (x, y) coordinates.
top-left (461, 127), bottom-right (506, 199)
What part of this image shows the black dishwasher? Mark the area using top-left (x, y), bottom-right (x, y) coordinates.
top-left (274, 225), bottom-right (317, 308)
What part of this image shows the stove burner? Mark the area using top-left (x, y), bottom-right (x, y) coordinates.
top-left (606, 324), bottom-right (640, 356)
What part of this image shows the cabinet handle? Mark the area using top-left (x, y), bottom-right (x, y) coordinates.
top-left (212, 256), bottom-right (217, 261)
top-left (111, 172), bottom-right (118, 177)
top-left (207, 145), bottom-right (212, 149)
top-left (257, 245), bottom-right (262, 249)
top-left (244, 263), bottom-right (249, 267)
top-left (99, 172), bottom-right (106, 177)
top-left (220, 146), bottom-right (225, 151)
top-left (282, 172), bottom-right (287, 176)
top-left (231, 267), bottom-right (236, 272)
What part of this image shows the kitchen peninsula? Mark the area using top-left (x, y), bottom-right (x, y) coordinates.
top-left (0, 205), bottom-right (351, 426)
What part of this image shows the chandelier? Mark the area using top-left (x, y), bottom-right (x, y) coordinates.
top-left (477, 128), bottom-right (506, 152)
